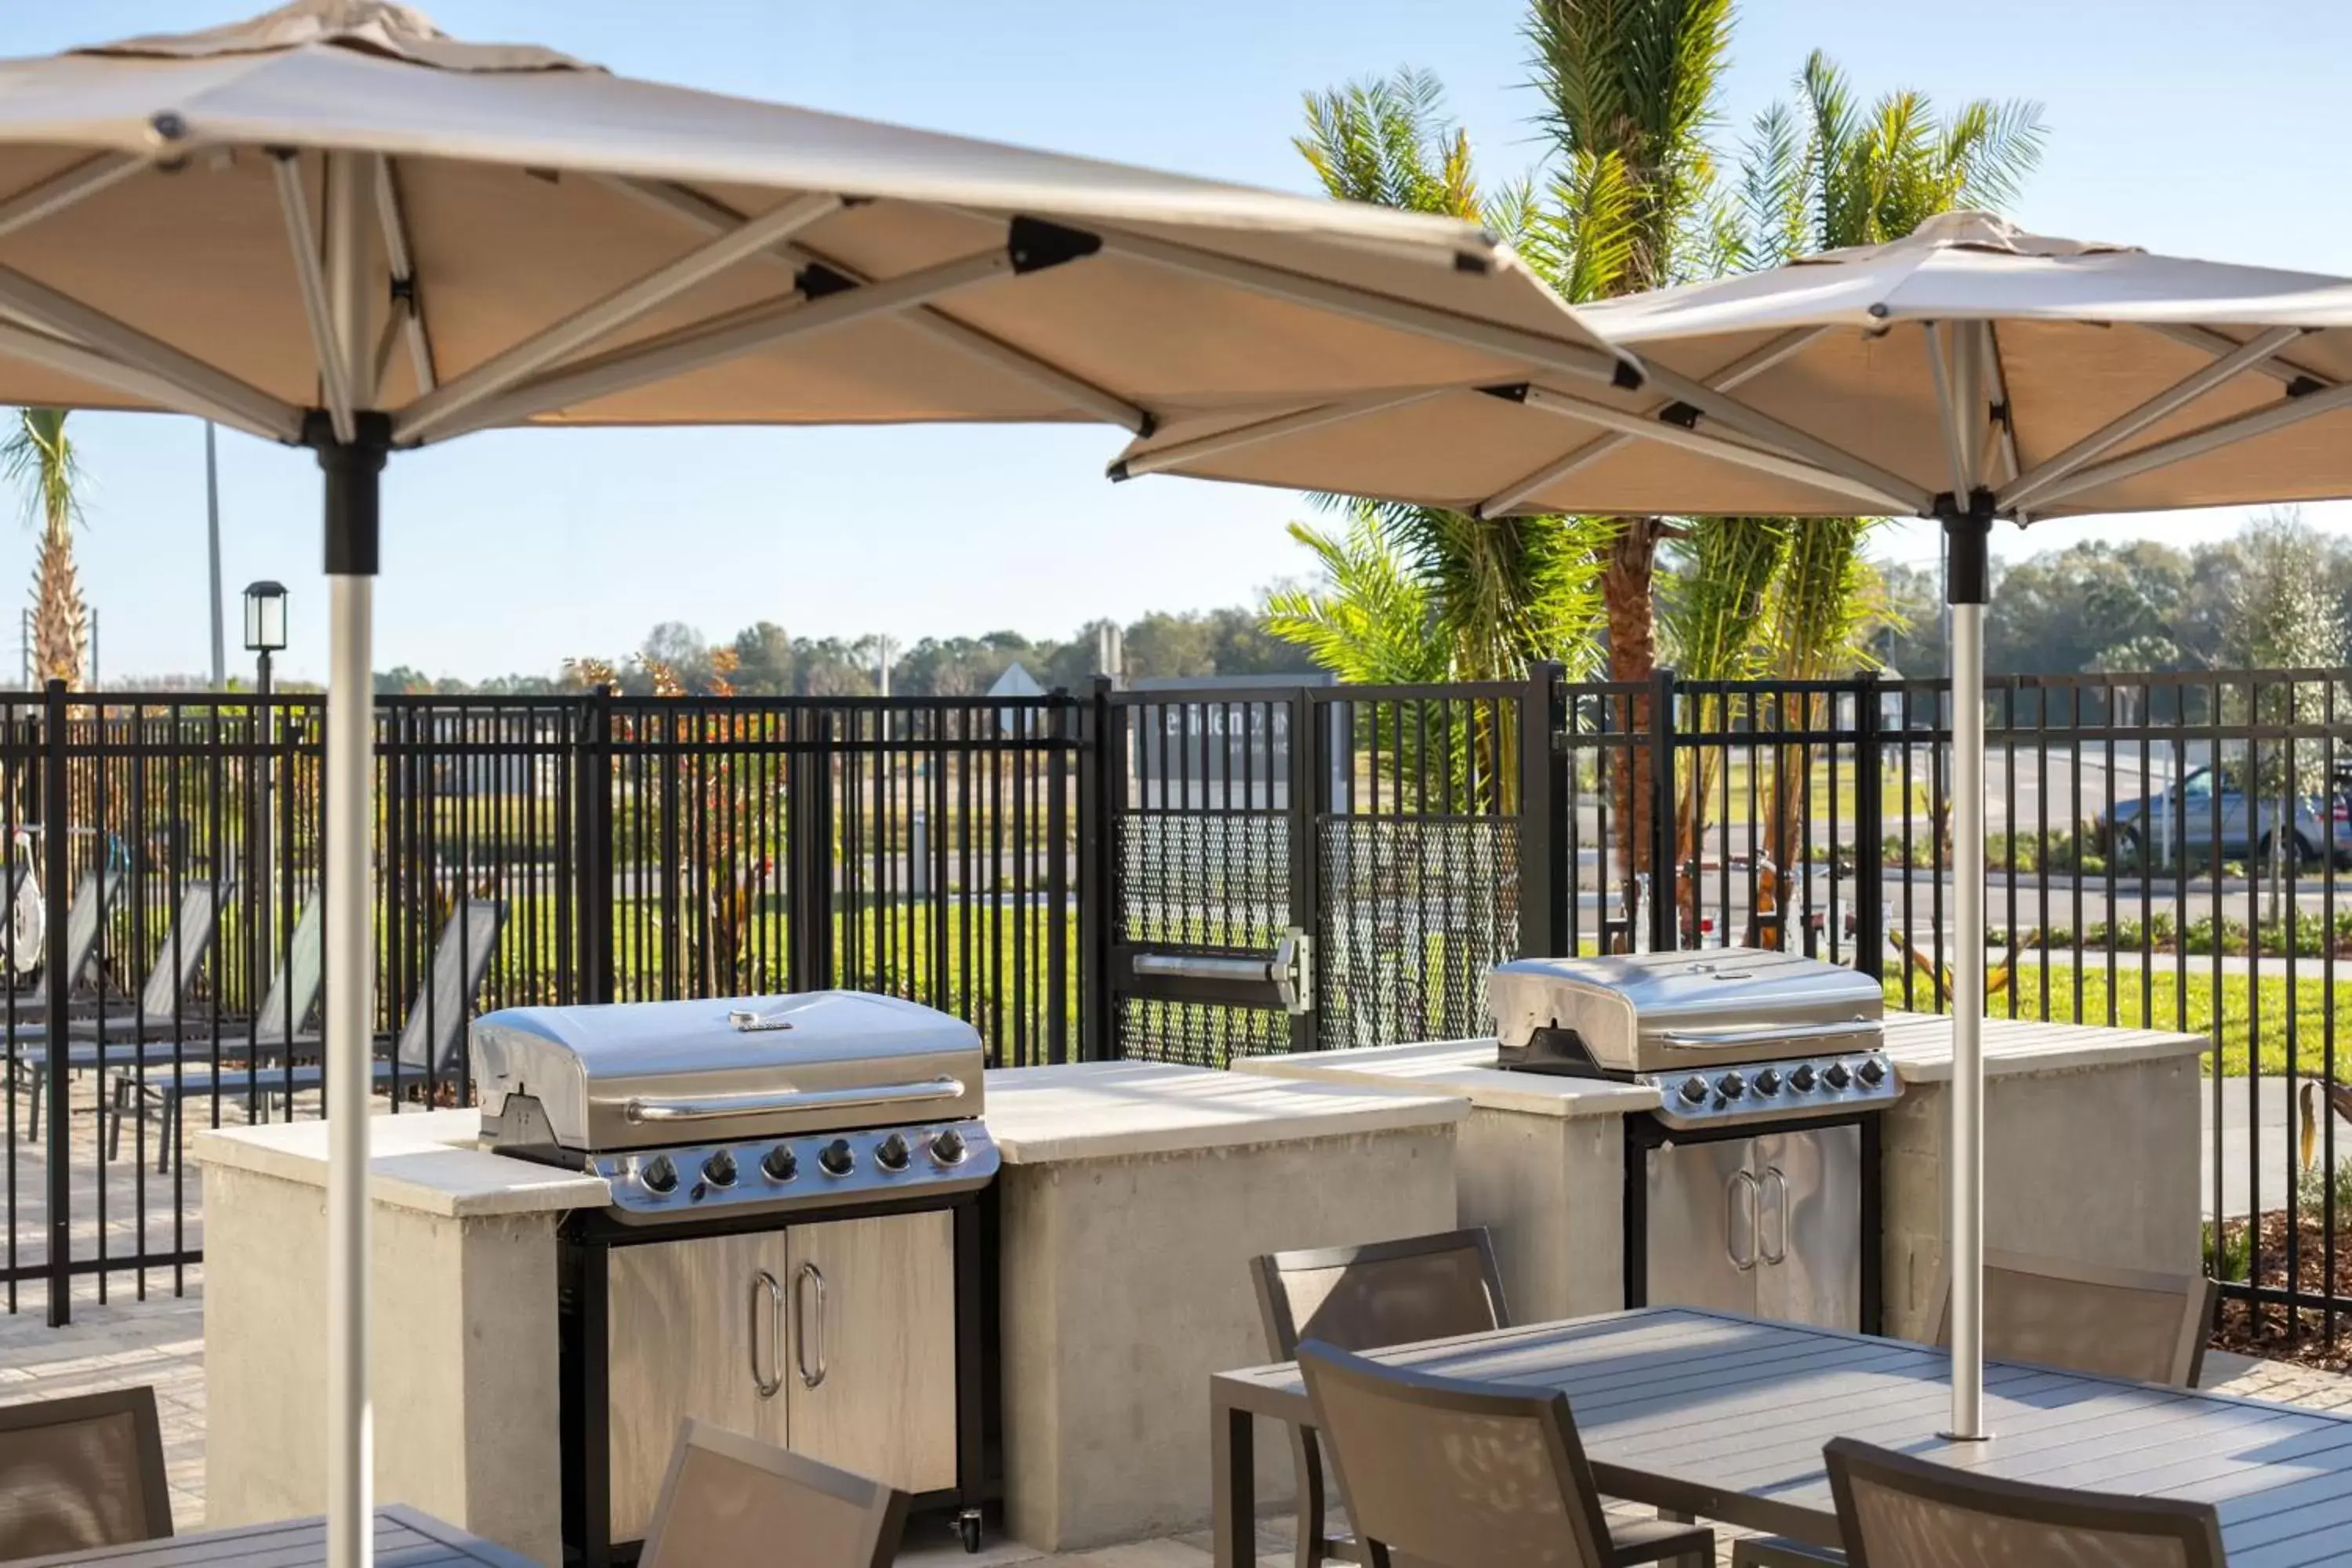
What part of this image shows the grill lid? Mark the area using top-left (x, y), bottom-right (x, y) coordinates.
top-left (1487, 949), bottom-right (1882, 1074)
top-left (472, 990), bottom-right (985, 1153)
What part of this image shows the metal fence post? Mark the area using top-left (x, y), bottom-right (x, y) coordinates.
top-left (1852, 670), bottom-right (1886, 979)
top-left (1289, 684), bottom-right (1322, 1054)
top-left (1517, 661), bottom-right (1567, 957)
top-left (41, 678), bottom-right (68, 1326)
top-left (786, 706), bottom-right (835, 992)
top-left (576, 686), bottom-right (615, 1004)
top-left (1076, 677), bottom-right (1113, 1061)
top-left (1648, 666), bottom-right (1679, 953)
top-left (1046, 691), bottom-right (1071, 1065)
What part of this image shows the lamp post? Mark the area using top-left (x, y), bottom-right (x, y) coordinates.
top-left (244, 582), bottom-right (288, 1004)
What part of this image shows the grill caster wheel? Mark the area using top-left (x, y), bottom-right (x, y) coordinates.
top-left (958, 1509), bottom-right (982, 1553)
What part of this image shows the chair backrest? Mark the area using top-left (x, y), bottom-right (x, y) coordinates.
top-left (1298, 1340), bottom-right (1614, 1568)
top-left (638, 1418), bottom-right (907, 1568)
top-left (251, 893), bottom-right (324, 1047)
top-left (1827, 1436), bottom-right (2226, 1568)
top-left (1252, 1227), bottom-right (1509, 1361)
top-left (0, 1386), bottom-right (172, 1559)
top-left (31, 866), bottom-right (125, 1003)
top-left (1931, 1247), bottom-right (2219, 1387)
top-left (136, 880), bottom-right (230, 1023)
top-left (392, 898), bottom-right (505, 1074)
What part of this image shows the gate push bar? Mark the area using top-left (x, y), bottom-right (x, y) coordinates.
top-left (1128, 929), bottom-right (1313, 1014)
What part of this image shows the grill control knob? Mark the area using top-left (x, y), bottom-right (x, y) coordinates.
top-left (1678, 1075), bottom-right (1709, 1105)
top-left (875, 1133), bottom-right (912, 1172)
top-left (701, 1149), bottom-right (738, 1188)
top-left (818, 1138), bottom-right (856, 1178)
top-left (1789, 1063), bottom-right (1818, 1093)
top-left (639, 1154), bottom-right (679, 1195)
top-left (1824, 1061), bottom-right (1852, 1091)
top-left (931, 1127), bottom-right (969, 1165)
top-left (1857, 1057), bottom-right (1888, 1087)
top-left (760, 1145), bottom-right (798, 1182)
top-left (1754, 1068), bottom-right (1782, 1096)
top-left (1717, 1071), bottom-right (1746, 1100)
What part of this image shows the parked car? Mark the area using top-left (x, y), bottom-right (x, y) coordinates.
top-left (2100, 764), bottom-right (2352, 869)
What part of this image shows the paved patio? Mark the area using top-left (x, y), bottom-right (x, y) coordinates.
top-left (9, 1273), bottom-right (2352, 1566)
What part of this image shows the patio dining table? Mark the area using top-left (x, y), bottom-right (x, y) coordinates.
top-left (1210, 1306), bottom-right (2352, 1566)
top-left (16, 1504), bottom-right (536, 1566)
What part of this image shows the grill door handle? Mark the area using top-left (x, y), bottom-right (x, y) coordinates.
top-left (1759, 1167), bottom-right (1789, 1266)
top-left (1651, 1018), bottom-right (1882, 1052)
top-left (1727, 1170), bottom-right (1759, 1272)
top-left (795, 1262), bottom-right (827, 1390)
top-left (749, 1269), bottom-right (784, 1399)
top-left (625, 1076), bottom-right (966, 1123)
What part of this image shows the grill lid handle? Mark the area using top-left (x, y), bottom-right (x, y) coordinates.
top-left (622, 1076), bottom-right (967, 1124)
top-left (1650, 1018), bottom-right (1882, 1051)
top-left (728, 1007), bottom-right (797, 1033)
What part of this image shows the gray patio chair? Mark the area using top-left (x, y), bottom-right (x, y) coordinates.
top-left (3, 864), bottom-right (125, 1022)
top-left (1297, 1339), bottom-right (1715, 1568)
top-left (1251, 1228), bottom-right (1510, 1568)
top-left (0, 1385), bottom-right (172, 1559)
top-left (140, 898), bottom-right (505, 1171)
top-left (1824, 1436), bottom-right (2227, 1567)
top-left (1930, 1247), bottom-right (2220, 1388)
top-left (638, 1417), bottom-right (906, 1568)
top-left (9, 874), bottom-right (220, 1138)
top-left (103, 891), bottom-right (322, 1161)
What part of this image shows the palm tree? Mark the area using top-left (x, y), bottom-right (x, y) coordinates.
top-left (1733, 53), bottom-right (2046, 884)
top-left (1526, 0), bottom-right (1737, 917)
top-left (3, 409), bottom-right (86, 685)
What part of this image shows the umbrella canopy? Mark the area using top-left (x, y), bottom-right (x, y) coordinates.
top-left (1128, 209), bottom-right (2352, 1448)
top-left (1112, 210), bottom-right (2352, 524)
top-left (0, 5), bottom-right (1640, 1563)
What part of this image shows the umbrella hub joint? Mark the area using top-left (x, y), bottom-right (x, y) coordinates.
top-left (306, 410), bottom-right (390, 577)
top-left (1007, 216), bottom-right (1102, 275)
top-left (1934, 487), bottom-right (1997, 606)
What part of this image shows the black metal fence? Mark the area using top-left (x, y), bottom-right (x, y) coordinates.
top-left (14, 668), bottom-right (2351, 1363)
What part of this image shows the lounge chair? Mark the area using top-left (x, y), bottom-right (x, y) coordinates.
top-left (0, 1385), bottom-right (172, 1557)
top-left (0, 865), bottom-right (125, 1023)
top-left (136, 898), bottom-right (505, 1171)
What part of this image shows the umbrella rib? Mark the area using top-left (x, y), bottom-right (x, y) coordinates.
top-left (0, 317), bottom-right (278, 442)
top-left (1632, 359), bottom-right (1933, 514)
top-left (1105, 387), bottom-right (1455, 481)
top-left (2143, 321), bottom-right (2337, 393)
top-left (1093, 224), bottom-right (1637, 391)
top-left (600, 176), bottom-right (1155, 435)
top-left (1923, 321), bottom-right (1977, 497)
top-left (2025, 375), bottom-right (2352, 510)
top-left (1997, 325), bottom-right (2307, 512)
top-left (418, 247), bottom-right (1018, 441)
top-left (1506, 383), bottom-right (1915, 514)
top-left (273, 151), bottom-right (355, 443)
top-left (1474, 326), bottom-right (1829, 517)
top-left (396, 190), bottom-right (844, 444)
top-left (0, 153), bottom-right (143, 245)
top-left (1980, 323), bottom-right (2021, 495)
top-left (0, 263), bottom-right (301, 442)
top-left (372, 157), bottom-right (436, 396)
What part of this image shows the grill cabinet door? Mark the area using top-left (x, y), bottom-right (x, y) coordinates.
top-left (1643, 1137), bottom-right (1760, 1317)
top-left (605, 1230), bottom-right (793, 1545)
top-left (786, 1210), bottom-right (959, 1494)
top-left (1754, 1126), bottom-right (1863, 1330)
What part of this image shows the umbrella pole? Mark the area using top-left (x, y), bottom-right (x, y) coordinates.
top-left (1943, 503), bottom-right (1993, 1443)
top-left (316, 418), bottom-right (387, 1568)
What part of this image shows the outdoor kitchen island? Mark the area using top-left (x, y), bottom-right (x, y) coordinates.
top-left (193, 1056), bottom-right (1466, 1565)
top-left (1238, 1008), bottom-right (2208, 1344)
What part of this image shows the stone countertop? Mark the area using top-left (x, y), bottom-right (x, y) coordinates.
top-left (1232, 1039), bottom-right (1659, 1120)
top-left (193, 1109), bottom-right (608, 1219)
top-left (1231, 1013), bottom-right (2211, 1114)
top-left (980, 1060), bottom-right (1466, 1163)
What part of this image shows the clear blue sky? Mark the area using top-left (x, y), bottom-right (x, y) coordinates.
top-left (5, 1), bottom-right (2347, 684)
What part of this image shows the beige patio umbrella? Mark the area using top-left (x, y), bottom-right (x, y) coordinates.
top-left (1118, 209), bottom-right (2352, 1441)
top-left (0, 3), bottom-right (1639, 1560)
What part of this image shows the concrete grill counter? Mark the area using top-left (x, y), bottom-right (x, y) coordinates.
top-left (194, 1059), bottom-right (1465, 1563)
top-left (1237, 1011), bottom-right (2209, 1344)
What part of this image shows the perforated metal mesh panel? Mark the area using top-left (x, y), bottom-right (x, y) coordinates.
top-left (1117, 996), bottom-right (1291, 1067)
top-left (1116, 813), bottom-right (1289, 949)
top-left (1319, 817), bottom-right (1518, 1051)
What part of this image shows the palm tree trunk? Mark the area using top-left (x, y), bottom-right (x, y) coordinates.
top-left (31, 517), bottom-right (84, 685)
top-left (1605, 517), bottom-right (1662, 943)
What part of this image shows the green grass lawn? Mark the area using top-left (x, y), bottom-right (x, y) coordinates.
top-left (1885, 966), bottom-right (2336, 1078)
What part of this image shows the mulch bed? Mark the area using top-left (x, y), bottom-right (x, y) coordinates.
top-left (2212, 1210), bottom-right (2352, 1371)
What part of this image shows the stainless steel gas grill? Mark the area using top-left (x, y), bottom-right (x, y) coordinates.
top-left (471, 991), bottom-right (997, 1564)
top-left (1487, 950), bottom-right (1897, 1332)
